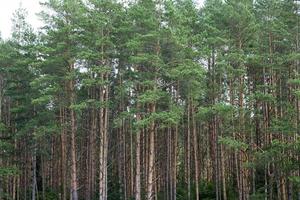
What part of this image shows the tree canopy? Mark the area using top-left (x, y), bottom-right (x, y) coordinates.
top-left (0, 0), bottom-right (300, 200)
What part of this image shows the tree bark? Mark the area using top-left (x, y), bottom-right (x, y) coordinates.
top-left (69, 62), bottom-right (78, 200)
top-left (135, 102), bottom-right (141, 200)
top-left (192, 102), bottom-right (199, 200)
top-left (147, 103), bottom-right (156, 200)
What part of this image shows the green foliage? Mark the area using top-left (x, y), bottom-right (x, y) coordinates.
top-left (288, 176), bottom-right (300, 188)
top-left (43, 188), bottom-right (60, 200)
top-left (176, 181), bottom-right (217, 200)
top-left (293, 90), bottom-right (300, 99)
top-left (152, 109), bottom-right (183, 127)
top-left (0, 122), bottom-right (6, 132)
top-left (219, 136), bottom-right (249, 151)
top-left (0, 140), bottom-right (14, 154)
top-left (198, 181), bottom-right (216, 200)
top-left (34, 123), bottom-right (59, 139)
top-left (70, 101), bottom-right (88, 112)
top-left (254, 139), bottom-right (300, 172)
top-left (253, 92), bottom-right (275, 103)
top-left (138, 89), bottom-right (164, 104)
top-left (1, 0), bottom-right (300, 199)
top-left (197, 103), bottom-right (234, 120)
top-left (270, 118), bottom-right (296, 135)
top-left (32, 95), bottom-right (53, 105)
top-left (249, 190), bottom-right (265, 200)
top-left (0, 167), bottom-right (19, 177)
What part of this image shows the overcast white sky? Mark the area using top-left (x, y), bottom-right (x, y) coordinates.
top-left (0, 0), bottom-right (204, 40)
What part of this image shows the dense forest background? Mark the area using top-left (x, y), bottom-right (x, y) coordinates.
top-left (0, 0), bottom-right (300, 199)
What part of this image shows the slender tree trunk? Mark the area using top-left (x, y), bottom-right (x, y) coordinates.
top-left (69, 62), bottom-right (78, 200)
top-left (187, 101), bottom-right (191, 200)
top-left (60, 107), bottom-right (67, 200)
top-left (192, 102), bottom-right (199, 200)
top-left (220, 133), bottom-right (227, 200)
top-left (173, 124), bottom-right (178, 200)
top-left (99, 73), bottom-right (109, 200)
top-left (104, 82), bottom-right (109, 200)
top-left (32, 148), bottom-right (37, 200)
top-left (130, 121), bottom-right (134, 198)
top-left (135, 101), bottom-right (141, 200)
top-left (99, 82), bottom-right (105, 200)
top-left (147, 103), bottom-right (156, 200)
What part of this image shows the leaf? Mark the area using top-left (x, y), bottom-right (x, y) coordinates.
top-left (70, 102), bottom-right (88, 111)
top-left (32, 95), bottom-right (53, 105)
top-left (219, 136), bottom-right (248, 151)
top-left (0, 167), bottom-right (19, 177)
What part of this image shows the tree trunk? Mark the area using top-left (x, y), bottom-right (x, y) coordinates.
top-left (99, 73), bottom-right (109, 200)
top-left (32, 148), bottom-right (37, 200)
top-left (69, 63), bottom-right (78, 200)
top-left (135, 102), bottom-right (141, 200)
top-left (187, 101), bottom-right (191, 200)
top-left (60, 107), bottom-right (67, 200)
top-left (147, 103), bottom-right (156, 200)
top-left (192, 102), bottom-right (199, 200)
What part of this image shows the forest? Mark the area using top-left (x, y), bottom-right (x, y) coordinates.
top-left (0, 0), bottom-right (300, 199)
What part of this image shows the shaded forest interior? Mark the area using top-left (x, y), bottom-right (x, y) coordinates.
top-left (1, 0), bottom-right (300, 199)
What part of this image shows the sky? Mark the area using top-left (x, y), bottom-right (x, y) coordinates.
top-left (0, 0), bottom-right (43, 39)
top-left (0, 0), bottom-right (204, 40)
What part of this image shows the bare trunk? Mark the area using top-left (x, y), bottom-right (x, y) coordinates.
top-left (99, 85), bottom-right (105, 200)
top-left (173, 125), bottom-right (178, 200)
top-left (147, 103), bottom-right (156, 200)
top-left (60, 107), bottom-right (67, 200)
top-left (69, 63), bottom-right (78, 200)
top-left (32, 148), bottom-right (37, 200)
top-left (220, 136), bottom-right (227, 200)
top-left (135, 102), bottom-right (141, 200)
top-left (192, 102), bottom-right (199, 200)
top-left (187, 102), bottom-right (191, 200)
top-left (99, 73), bottom-right (109, 200)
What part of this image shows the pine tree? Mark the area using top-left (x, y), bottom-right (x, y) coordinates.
top-left (1, 1), bottom-right (300, 200)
